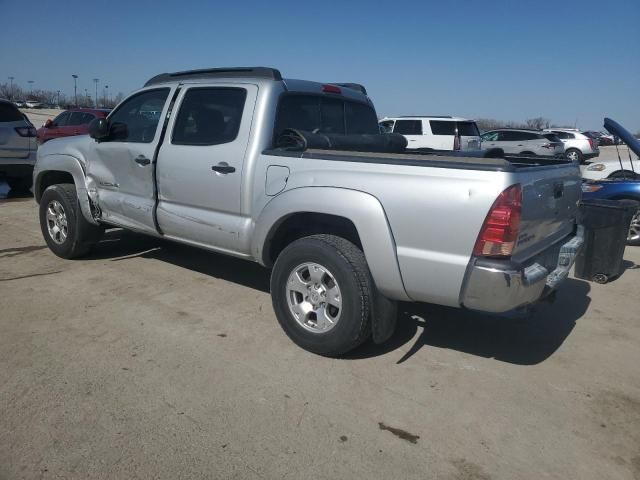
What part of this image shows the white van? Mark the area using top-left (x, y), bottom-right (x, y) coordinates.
top-left (379, 116), bottom-right (482, 151)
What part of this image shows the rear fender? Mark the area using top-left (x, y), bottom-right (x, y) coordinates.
top-left (252, 187), bottom-right (410, 302)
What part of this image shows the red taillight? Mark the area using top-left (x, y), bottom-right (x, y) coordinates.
top-left (453, 135), bottom-right (461, 151)
top-left (15, 126), bottom-right (37, 137)
top-left (322, 84), bottom-right (342, 94)
top-left (588, 138), bottom-right (596, 149)
top-left (473, 184), bottom-right (522, 257)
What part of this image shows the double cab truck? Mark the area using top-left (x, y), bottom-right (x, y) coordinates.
top-left (34, 67), bottom-right (583, 356)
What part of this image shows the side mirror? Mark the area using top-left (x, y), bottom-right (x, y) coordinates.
top-left (44, 119), bottom-right (53, 128)
top-left (89, 117), bottom-right (110, 141)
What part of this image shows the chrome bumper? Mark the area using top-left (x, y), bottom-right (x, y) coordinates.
top-left (460, 228), bottom-right (584, 313)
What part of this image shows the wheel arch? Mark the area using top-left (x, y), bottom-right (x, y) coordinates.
top-left (253, 187), bottom-right (410, 301)
top-left (34, 154), bottom-right (98, 225)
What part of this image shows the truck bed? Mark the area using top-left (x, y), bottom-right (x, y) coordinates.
top-left (264, 148), bottom-right (574, 172)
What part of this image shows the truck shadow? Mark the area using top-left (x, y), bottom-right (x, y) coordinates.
top-left (348, 278), bottom-right (591, 365)
top-left (88, 229), bottom-right (591, 365)
top-left (87, 229), bottom-right (271, 293)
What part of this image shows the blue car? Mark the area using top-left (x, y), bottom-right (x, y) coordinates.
top-left (582, 118), bottom-right (640, 245)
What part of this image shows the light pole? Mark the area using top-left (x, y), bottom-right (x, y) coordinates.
top-left (93, 78), bottom-right (99, 108)
top-left (72, 74), bottom-right (78, 107)
top-left (84, 88), bottom-right (88, 107)
top-left (27, 80), bottom-right (34, 98)
top-left (104, 85), bottom-right (109, 106)
top-left (8, 76), bottom-right (14, 100)
top-left (56, 90), bottom-right (61, 107)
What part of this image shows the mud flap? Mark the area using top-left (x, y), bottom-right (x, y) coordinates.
top-left (371, 290), bottom-right (398, 344)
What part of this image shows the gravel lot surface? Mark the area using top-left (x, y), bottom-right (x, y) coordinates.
top-left (0, 193), bottom-right (639, 479)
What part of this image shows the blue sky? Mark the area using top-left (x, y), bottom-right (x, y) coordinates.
top-left (1, 0), bottom-right (639, 131)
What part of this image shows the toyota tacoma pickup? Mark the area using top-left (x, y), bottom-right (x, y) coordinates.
top-left (34, 67), bottom-right (583, 356)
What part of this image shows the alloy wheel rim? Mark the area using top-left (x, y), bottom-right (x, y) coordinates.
top-left (567, 151), bottom-right (579, 161)
top-left (628, 210), bottom-right (640, 242)
top-left (46, 200), bottom-right (68, 245)
top-left (286, 262), bottom-right (342, 333)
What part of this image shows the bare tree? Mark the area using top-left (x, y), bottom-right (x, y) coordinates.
top-left (524, 117), bottom-right (550, 130)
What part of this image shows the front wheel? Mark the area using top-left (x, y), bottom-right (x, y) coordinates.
top-left (270, 234), bottom-right (372, 356)
top-left (39, 183), bottom-right (104, 259)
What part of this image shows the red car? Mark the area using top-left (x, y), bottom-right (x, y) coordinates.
top-left (37, 108), bottom-right (110, 144)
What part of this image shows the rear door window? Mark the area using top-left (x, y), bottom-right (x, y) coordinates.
top-left (172, 87), bottom-right (247, 146)
top-left (457, 121), bottom-right (480, 136)
top-left (429, 120), bottom-right (456, 135)
top-left (0, 102), bottom-right (24, 122)
top-left (394, 120), bottom-right (423, 135)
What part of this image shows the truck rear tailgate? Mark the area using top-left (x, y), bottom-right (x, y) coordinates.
top-left (512, 163), bottom-right (581, 263)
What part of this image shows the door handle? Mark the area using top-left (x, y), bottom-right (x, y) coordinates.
top-left (135, 155), bottom-right (151, 166)
top-left (211, 162), bottom-right (236, 174)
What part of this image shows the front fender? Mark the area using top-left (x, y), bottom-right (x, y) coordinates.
top-left (34, 153), bottom-right (97, 225)
top-left (252, 187), bottom-right (410, 301)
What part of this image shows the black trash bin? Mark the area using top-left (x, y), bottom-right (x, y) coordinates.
top-left (574, 199), bottom-right (636, 283)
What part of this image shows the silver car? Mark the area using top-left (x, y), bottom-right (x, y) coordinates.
top-left (0, 99), bottom-right (37, 191)
top-left (543, 128), bottom-right (599, 163)
top-left (481, 129), bottom-right (565, 157)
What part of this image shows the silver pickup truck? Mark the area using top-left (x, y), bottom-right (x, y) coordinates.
top-left (34, 67), bottom-right (583, 356)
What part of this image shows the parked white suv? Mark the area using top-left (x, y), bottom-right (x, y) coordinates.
top-left (379, 116), bottom-right (482, 151)
top-left (543, 128), bottom-right (599, 163)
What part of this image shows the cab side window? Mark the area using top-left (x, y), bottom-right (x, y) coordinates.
top-left (108, 88), bottom-right (170, 143)
top-left (172, 88), bottom-right (247, 146)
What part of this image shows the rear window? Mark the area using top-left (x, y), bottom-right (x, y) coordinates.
top-left (275, 94), bottom-right (379, 137)
top-left (429, 120), bottom-right (456, 135)
top-left (457, 121), bottom-right (480, 137)
top-left (394, 120), bottom-right (423, 135)
top-left (0, 102), bottom-right (24, 122)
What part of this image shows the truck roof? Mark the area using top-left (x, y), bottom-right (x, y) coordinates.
top-left (144, 66), bottom-right (370, 103)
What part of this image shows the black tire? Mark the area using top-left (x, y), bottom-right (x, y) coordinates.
top-left (565, 148), bottom-right (583, 163)
top-left (39, 183), bottom-right (103, 259)
top-left (270, 234), bottom-right (372, 356)
top-left (7, 177), bottom-right (32, 192)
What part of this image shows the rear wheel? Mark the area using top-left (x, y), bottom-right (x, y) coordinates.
top-left (565, 148), bottom-right (583, 163)
top-left (39, 183), bottom-right (104, 259)
top-left (270, 234), bottom-right (372, 356)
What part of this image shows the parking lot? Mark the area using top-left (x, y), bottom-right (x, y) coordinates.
top-left (0, 191), bottom-right (638, 479)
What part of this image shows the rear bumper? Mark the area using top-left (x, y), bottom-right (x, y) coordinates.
top-left (460, 228), bottom-right (584, 313)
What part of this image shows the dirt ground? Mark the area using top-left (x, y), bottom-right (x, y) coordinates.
top-left (0, 194), bottom-right (639, 479)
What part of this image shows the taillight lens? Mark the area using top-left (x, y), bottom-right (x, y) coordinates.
top-left (473, 184), bottom-right (522, 257)
top-left (15, 126), bottom-right (37, 137)
top-left (588, 138), bottom-right (596, 150)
